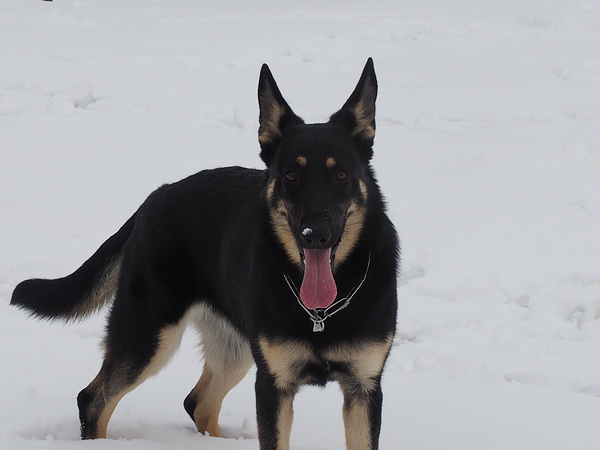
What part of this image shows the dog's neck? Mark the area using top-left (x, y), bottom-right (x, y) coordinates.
top-left (282, 252), bottom-right (371, 332)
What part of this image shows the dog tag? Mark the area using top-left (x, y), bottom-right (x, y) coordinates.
top-left (312, 320), bottom-right (325, 332)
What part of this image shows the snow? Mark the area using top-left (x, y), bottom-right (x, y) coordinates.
top-left (1, 0), bottom-right (600, 448)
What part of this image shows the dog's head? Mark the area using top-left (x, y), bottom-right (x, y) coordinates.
top-left (258, 59), bottom-right (377, 311)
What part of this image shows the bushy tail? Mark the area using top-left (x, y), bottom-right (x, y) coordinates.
top-left (11, 214), bottom-right (136, 321)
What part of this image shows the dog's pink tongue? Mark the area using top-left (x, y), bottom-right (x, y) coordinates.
top-left (300, 248), bottom-right (337, 310)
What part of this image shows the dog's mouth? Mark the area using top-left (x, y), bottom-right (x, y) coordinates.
top-left (297, 243), bottom-right (339, 311)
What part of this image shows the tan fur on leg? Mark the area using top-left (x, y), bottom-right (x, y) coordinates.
top-left (186, 305), bottom-right (254, 436)
top-left (342, 397), bottom-right (372, 450)
top-left (187, 361), bottom-right (251, 437)
top-left (80, 314), bottom-right (190, 439)
top-left (275, 394), bottom-right (294, 450)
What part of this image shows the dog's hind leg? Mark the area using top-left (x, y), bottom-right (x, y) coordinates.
top-left (77, 306), bottom-right (190, 439)
top-left (183, 306), bottom-right (254, 437)
top-left (183, 361), bottom-right (251, 437)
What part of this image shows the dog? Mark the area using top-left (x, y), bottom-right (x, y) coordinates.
top-left (11, 58), bottom-right (399, 450)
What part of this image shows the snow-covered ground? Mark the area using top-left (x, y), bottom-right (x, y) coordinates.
top-left (2, 1), bottom-right (600, 448)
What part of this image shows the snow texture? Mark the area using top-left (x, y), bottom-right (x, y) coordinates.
top-left (1, 0), bottom-right (600, 449)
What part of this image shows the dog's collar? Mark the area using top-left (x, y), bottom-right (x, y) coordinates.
top-left (283, 252), bottom-right (371, 332)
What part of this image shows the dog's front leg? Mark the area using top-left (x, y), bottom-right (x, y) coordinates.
top-left (339, 379), bottom-right (383, 450)
top-left (255, 368), bottom-right (296, 450)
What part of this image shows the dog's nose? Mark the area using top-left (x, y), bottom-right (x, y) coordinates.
top-left (299, 225), bottom-right (332, 249)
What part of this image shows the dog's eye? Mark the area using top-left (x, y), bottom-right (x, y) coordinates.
top-left (336, 170), bottom-right (347, 181)
top-left (285, 171), bottom-right (297, 182)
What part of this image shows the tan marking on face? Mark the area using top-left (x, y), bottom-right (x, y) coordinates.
top-left (334, 180), bottom-right (368, 271)
top-left (358, 179), bottom-right (368, 201)
top-left (296, 155), bottom-right (307, 167)
top-left (266, 179), bottom-right (277, 204)
top-left (326, 157), bottom-right (336, 169)
top-left (334, 203), bottom-right (366, 270)
top-left (258, 337), bottom-right (315, 391)
top-left (269, 200), bottom-right (302, 268)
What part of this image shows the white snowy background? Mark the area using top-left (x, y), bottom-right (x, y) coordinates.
top-left (1, 1), bottom-right (599, 449)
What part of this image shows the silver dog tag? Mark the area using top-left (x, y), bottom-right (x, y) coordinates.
top-left (312, 320), bottom-right (325, 332)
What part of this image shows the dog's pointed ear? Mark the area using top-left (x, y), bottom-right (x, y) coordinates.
top-left (258, 64), bottom-right (303, 166)
top-left (329, 58), bottom-right (378, 161)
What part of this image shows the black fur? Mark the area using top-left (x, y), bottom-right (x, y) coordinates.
top-left (11, 59), bottom-right (399, 450)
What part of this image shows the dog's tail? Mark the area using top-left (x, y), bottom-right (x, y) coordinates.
top-left (10, 214), bottom-right (136, 321)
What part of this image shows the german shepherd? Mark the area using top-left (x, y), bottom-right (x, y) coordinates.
top-left (11, 58), bottom-right (399, 450)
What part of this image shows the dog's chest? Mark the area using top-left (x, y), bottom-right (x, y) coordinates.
top-left (258, 335), bottom-right (392, 391)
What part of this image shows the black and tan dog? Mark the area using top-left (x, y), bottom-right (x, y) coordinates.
top-left (11, 59), bottom-right (399, 450)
